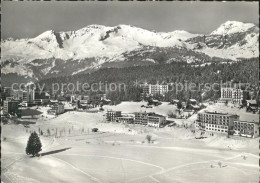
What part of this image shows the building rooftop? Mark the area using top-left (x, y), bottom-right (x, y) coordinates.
top-left (234, 120), bottom-right (259, 125)
top-left (246, 100), bottom-right (257, 105)
top-left (4, 99), bottom-right (20, 103)
top-left (53, 103), bottom-right (64, 106)
top-left (21, 109), bottom-right (42, 116)
top-left (220, 83), bottom-right (243, 89)
top-left (192, 105), bottom-right (200, 109)
top-left (221, 87), bottom-right (242, 89)
top-left (148, 113), bottom-right (165, 117)
top-left (107, 110), bottom-right (121, 113)
top-left (50, 100), bottom-right (59, 103)
top-left (134, 111), bottom-right (147, 114)
top-left (117, 116), bottom-right (134, 119)
top-left (200, 110), bottom-right (239, 117)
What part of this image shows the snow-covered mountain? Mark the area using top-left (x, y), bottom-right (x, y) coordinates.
top-left (1, 21), bottom-right (259, 85)
top-left (189, 21), bottom-right (259, 60)
top-left (210, 21), bottom-right (256, 35)
top-left (2, 25), bottom-right (197, 61)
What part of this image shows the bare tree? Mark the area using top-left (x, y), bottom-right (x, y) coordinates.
top-left (146, 135), bottom-right (152, 143)
top-left (47, 129), bottom-right (51, 136)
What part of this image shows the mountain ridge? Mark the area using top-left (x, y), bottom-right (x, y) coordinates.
top-left (1, 21), bottom-right (259, 85)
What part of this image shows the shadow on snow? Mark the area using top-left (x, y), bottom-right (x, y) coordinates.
top-left (38, 147), bottom-right (72, 157)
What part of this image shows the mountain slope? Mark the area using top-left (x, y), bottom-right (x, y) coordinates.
top-left (1, 21), bottom-right (259, 85)
top-left (188, 21), bottom-right (259, 60)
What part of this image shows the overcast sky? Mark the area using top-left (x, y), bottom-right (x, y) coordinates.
top-left (2, 1), bottom-right (259, 39)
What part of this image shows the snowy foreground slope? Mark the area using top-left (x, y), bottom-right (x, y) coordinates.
top-left (1, 102), bottom-right (259, 183)
top-left (1, 21), bottom-right (259, 83)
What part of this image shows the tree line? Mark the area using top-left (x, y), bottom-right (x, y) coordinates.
top-left (38, 59), bottom-right (258, 102)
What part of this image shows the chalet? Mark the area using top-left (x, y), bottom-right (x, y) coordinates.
top-left (171, 99), bottom-right (179, 105)
top-left (191, 105), bottom-right (200, 111)
top-left (100, 99), bottom-right (112, 105)
top-left (188, 99), bottom-right (197, 105)
top-left (246, 100), bottom-right (258, 112)
top-left (57, 96), bottom-right (66, 102)
top-left (50, 100), bottom-right (59, 104)
top-left (148, 99), bottom-right (161, 106)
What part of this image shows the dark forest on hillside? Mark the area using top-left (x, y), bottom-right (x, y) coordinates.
top-left (37, 59), bottom-right (259, 102)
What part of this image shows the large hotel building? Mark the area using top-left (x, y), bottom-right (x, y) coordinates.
top-left (141, 84), bottom-right (169, 96)
top-left (134, 111), bottom-right (150, 125)
top-left (147, 114), bottom-right (166, 128)
top-left (106, 110), bottom-right (122, 122)
top-left (233, 120), bottom-right (259, 138)
top-left (220, 87), bottom-right (243, 104)
top-left (196, 111), bottom-right (239, 134)
top-left (134, 112), bottom-right (166, 127)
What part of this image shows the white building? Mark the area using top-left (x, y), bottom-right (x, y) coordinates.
top-left (196, 111), bottom-right (239, 134)
top-left (115, 116), bottom-right (134, 124)
top-left (134, 111), bottom-right (149, 125)
top-left (106, 110), bottom-right (122, 122)
top-left (141, 84), bottom-right (150, 94)
top-left (49, 103), bottom-right (65, 115)
top-left (147, 114), bottom-right (166, 128)
top-left (18, 89), bottom-right (35, 103)
top-left (233, 121), bottom-right (259, 138)
top-left (141, 84), bottom-right (169, 96)
top-left (220, 87), bottom-right (243, 104)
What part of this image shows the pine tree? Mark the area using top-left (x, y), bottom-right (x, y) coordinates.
top-left (177, 101), bottom-right (183, 110)
top-left (25, 132), bottom-right (42, 157)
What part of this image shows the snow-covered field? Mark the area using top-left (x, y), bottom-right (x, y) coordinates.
top-left (1, 102), bottom-right (259, 183)
top-left (103, 101), bottom-right (177, 115)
